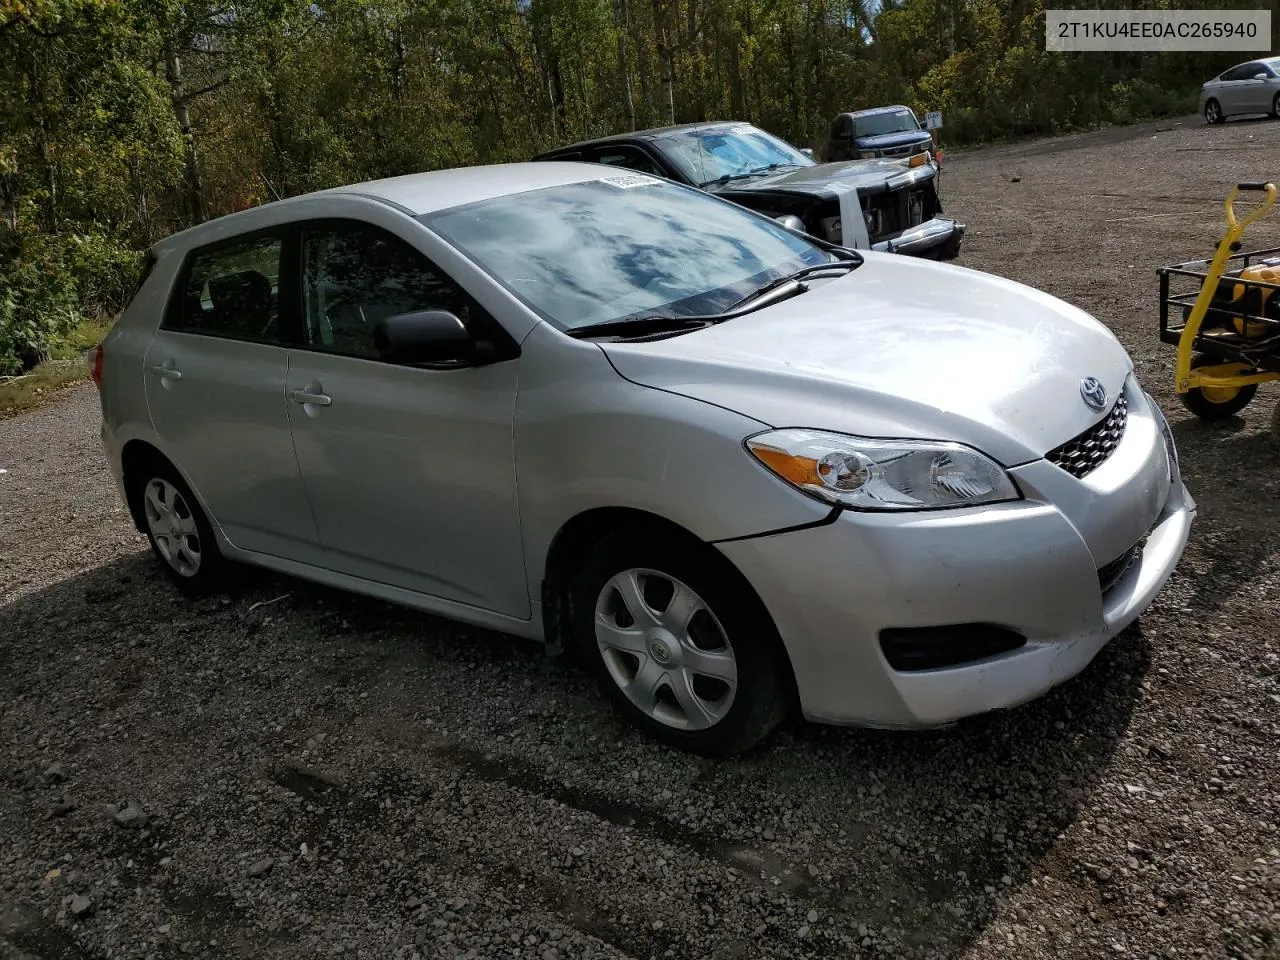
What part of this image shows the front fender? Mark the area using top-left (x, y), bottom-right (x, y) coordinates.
top-left (513, 324), bottom-right (833, 603)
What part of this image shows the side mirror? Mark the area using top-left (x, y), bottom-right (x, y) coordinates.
top-left (374, 309), bottom-right (477, 366)
top-left (801, 147), bottom-right (815, 158)
top-left (775, 214), bottom-right (806, 232)
top-left (1255, 72), bottom-right (1269, 80)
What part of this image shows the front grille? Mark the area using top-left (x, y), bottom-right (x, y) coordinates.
top-left (880, 144), bottom-right (915, 157)
top-left (863, 186), bottom-right (927, 240)
top-left (1046, 392), bottom-right (1129, 479)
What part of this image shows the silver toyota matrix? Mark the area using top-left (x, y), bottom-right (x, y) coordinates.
top-left (94, 162), bottom-right (1195, 756)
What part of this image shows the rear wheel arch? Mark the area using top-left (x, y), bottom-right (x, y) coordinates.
top-left (120, 440), bottom-right (209, 535)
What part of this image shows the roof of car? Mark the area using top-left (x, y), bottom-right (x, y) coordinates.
top-left (847, 105), bottom-right (913, 117)
top-left (534, 121), bottom-right (748, 156)
top-left (151, 161), bottom-right (620, 254)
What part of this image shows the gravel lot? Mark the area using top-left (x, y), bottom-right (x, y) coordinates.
top-left (4, 115), bottom-right (1280, 960)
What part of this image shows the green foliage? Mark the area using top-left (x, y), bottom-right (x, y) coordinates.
top-left (0, 0), bottom-right (1252, 377)
top-left (0, 228), bottom-right (139, 375)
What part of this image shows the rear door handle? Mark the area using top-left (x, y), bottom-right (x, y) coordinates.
top-left (290, 389), bottom-right (332, 407)
top-left (149, 363), bottom-right (182, 381)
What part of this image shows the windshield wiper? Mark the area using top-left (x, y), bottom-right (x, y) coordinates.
top-left (568, 258), bottom-right (862, 342)
top-left (724, 259), bottom-right (861, 311)
top-left (702, 163), bottom-right (800, 188)
top-left (566, 314), bottom-right (716, 341)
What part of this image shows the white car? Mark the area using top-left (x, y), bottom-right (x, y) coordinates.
top-left (93, 162), bottom-right (1195, 756)
top-left (1201, 56), bottom-right (1280, 124)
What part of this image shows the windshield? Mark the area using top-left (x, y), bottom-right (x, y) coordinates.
top-left (421, 177), bottom-right (831, 331)
top-left (654, 125), bottom-right (815, 187)
top-left (854, 110), bottom-right (919, 138)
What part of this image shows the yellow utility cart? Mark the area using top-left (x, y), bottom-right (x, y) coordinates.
top-left (1158, 180), bottom-right (1280, 427)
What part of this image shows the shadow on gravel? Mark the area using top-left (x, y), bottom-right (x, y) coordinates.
top-left (0, 548), bottom-right (1151, 959)
top-left (1169, 412), bottom-right (1280, 616)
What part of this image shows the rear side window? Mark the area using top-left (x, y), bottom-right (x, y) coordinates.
top-left (165, 233), bottom-right (284, 343)
top-left (593, 146), bottom-right (664, 177)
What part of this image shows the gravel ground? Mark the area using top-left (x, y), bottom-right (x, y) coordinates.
top-left (3, 115), bottom-right (1280, 960)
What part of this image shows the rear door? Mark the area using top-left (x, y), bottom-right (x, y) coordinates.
top-left (143, 228), bottom-right (319, 558)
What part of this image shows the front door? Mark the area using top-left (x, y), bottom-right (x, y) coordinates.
top-left (143, 228), bottom-right (319, 557)
top-left (283, 218), bottom-right (529, 619)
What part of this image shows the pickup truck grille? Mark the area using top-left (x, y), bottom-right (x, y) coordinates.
top-left (1046, 392), bottom-right (1129, 479)
top-left (863, 185), bottom-right (927, 241)
top-left (878, 143), bottom-right (920, 158)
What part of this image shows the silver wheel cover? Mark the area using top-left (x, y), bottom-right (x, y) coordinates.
top-left (594, 568), bottom-right (738, 731)
top-left (143, 478), bottom-right (202, 577)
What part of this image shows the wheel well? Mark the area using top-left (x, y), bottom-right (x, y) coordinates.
top-left (539, 508), bottom-right (789, 680)
top-left (119, 439), bottom-right (169, 533)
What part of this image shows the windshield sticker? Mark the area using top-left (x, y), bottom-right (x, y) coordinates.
top-left (601, 174), bottom-right (660, 189)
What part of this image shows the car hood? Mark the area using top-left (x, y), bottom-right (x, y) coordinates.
top-left (709, 158), bottom-right (933, 197)
top-left (598, 253), bottom-right (1134, 466)
top-left (855, 130), bottom-right (932, 150)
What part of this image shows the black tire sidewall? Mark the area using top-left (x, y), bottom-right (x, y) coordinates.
top-left (1206, 100), bottom-right (1221, 124)
top-left (135, 459), bottom-right (225, 594)
top-left (571, 527), bottom-right (795, 757)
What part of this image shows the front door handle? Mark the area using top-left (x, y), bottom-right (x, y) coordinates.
top-left (149, 363), bottom-right (182, 381)
top-left (290, 389), bottom-right (332, 407)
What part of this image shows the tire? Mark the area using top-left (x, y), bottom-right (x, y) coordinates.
top-left (131, 456), bottom-right (228, 595)
top-left (1205, 99), bottom-right (1223, 125)
top-left (1178, 354), bottom-right (1257, 419)
top-left (571, 526), bottom-right (795, 757)
top-left (1272, 93), bottom-right (1280, 120)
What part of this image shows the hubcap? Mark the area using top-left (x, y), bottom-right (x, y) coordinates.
top-left (1207, 103), bottom-right (1219, 122)
top-left (594, 568), bottom-right (738, 731)
top-left (143, 478), bottom-right (202, 577)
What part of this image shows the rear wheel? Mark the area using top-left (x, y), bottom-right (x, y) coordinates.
top-left (572, 527), bottom-right (794, 757)
top-left (133, 458), bottom-right (227, 594)
top-left (1179, 353), bottom-right (1257, 419)
top-left (1205, 99), bottom-right (1223, 125)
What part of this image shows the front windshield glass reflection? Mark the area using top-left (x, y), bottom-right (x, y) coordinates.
top-left (422, 177), bottom-right (829, 330)
top-left (654, 126), bottom-right (815, 186)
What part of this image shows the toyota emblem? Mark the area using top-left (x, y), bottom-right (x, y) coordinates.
top-left (1079, 377), bottom-right (1108, 412)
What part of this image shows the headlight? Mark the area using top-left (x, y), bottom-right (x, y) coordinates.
top-left (745, 428), bottom-right (1021, 511)
top-left (859, 150), bottom-right (879, 159)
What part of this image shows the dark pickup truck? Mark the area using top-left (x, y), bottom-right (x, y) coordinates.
top-left (826, 106), bottom-right (936, 162)
top-left (531, 120), bottom-right (963, 261)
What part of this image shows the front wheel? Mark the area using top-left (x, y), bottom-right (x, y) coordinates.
top-left (1178, 354), bottom-right (1257, 419)
top-left (1205, 98), bottom-right (1223, 125)
top-left (572, 527), bottom-right (795, 757)
top-left (1272, 92), bottom-right (1280, 119)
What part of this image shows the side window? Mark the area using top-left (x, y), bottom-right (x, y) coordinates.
top-left (1223, 63), bottom-right (1257, 81)
top-left (593, 146), bottom-right (664, 177)
top-left (300, 221), bottom-right (475, 360)
top-left (168, 233), bottom-right (283, 342)
top-left (836, 116), bottom-right (854, 139)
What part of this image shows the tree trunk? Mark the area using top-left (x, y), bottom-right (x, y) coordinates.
top-left (166, 51), bottom-right (206, 225)
top-left (614, 0), bottom-right (636, 130)
top-left (651, 0), bottom-right (675, 123)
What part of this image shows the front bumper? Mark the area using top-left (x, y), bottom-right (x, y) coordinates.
top-left (715, 382), bottom-right (1193, 728)
top-left (872, 216), bottom-right (964, 260)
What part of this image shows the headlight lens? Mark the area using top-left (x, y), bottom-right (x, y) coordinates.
top-left (859, 149), bottom-right (879, 159)
top-left (745, 429), bottom-right (1021, 511)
